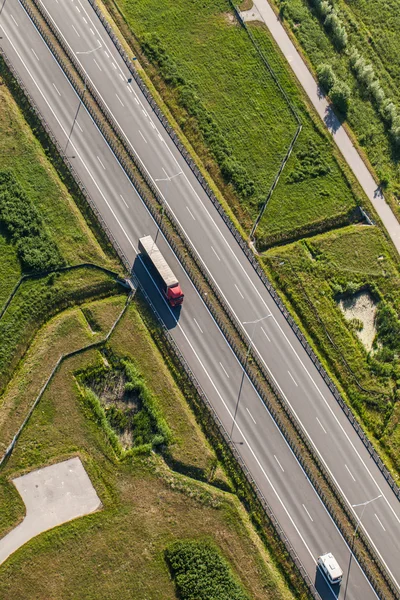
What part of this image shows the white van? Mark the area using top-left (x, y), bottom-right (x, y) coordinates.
top-left (318, 553), bottom-right (343, 585)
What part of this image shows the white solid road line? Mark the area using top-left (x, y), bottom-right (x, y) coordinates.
top-left (246, 407), bottom-right (257, 424)
top-left (375, 514), bottom-right (386, 532)
top-left (303, 504), bottom-right (314, 522)
top-left (193, 318), bottom-right (203, 334)
top-left (219, 362), bottom-right (230, 379)
top-left (316, 417), bottom-right (327, 434)
top-left (260, 326), bottom-right (270, 342)
top-left (234, 284), bottom-right (244, 299)
top-left (288, 370), bottom-right (298, 387)
top-left (274, 454), bottom-right (285, 472)
top-left (4, 22), bottom-right (368, 592)
top-left (345, 464), bottom-right (356, 482)
top-left (20, 1), bottom-right (400, 588)
top-left (211, 246), bottom-right (221, 261)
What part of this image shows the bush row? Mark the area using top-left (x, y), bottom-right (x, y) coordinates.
top-left (349, 49), bottom-right (400, 146)
top-left (308, 0), bottom-right (348, 50)
top-left (165, 539), bottom-right (250, 600)
top-left (300, 0), bottom-right (400, 145)
top-left (0, 171), bottom-right (65, 272)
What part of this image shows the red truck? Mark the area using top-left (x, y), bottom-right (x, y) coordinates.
top-left (139, 235), bottom-right (184, 307)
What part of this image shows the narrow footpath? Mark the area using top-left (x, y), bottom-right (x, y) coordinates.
top-left (241, 0), bottom-right (400, 255)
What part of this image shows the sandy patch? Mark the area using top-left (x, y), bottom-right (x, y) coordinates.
top-left (338, 290), bottom-right (377, 352)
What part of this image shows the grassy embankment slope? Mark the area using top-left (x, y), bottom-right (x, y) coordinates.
top-left (104, 0), bottom-right (400, 474)
top-left (110, 0), bottom-right (362, 247)
top-left (0, 296), bottom-right (295, 600)
top-left (0, 65), bottom-right (121, 397)
top-left (272, 0), bottom-right (400, 220)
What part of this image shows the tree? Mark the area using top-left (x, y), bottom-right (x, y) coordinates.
top-left (317, 63), bottom-right (336, 92)
top-left (331, 81), bottom-right (351, 114)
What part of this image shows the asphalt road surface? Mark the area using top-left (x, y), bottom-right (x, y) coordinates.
top-left (0, 1), bottom-right (398, 597)
top-left (242, 0), bottom-right (400, 255)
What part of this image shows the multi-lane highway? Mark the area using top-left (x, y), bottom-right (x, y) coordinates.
top-left (0, 0), bottom-right (398, 597)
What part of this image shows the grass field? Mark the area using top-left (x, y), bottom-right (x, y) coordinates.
top-left (264, 225), bottom-right (400, 470)
top-left (274, 0), bottom-right (400, 220)
top-left (0, 296), bottom-right (294, 600)
top-left (110, 0), bottom-right (359, 246)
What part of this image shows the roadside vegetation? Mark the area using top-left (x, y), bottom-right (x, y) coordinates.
top-left (274, 0), bottom-right (400, 220)
top-left (0, 296), bottom-right (295, 600)
top-left (108, 0), bottom-right (361, 247)
top-left (264, 225), bottom-right (400, 471)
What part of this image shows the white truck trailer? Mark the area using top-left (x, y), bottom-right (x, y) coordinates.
top-left (139, 235), bottom-right (184, 307)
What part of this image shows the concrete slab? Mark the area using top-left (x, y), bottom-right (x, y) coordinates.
top-left (0, 457), bottom-right (101, 566)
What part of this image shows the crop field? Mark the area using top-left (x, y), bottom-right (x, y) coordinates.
top-left (111, 0), bottom-right (359, 246)
top-left (0, 297), bottom-right (294, 600)
top-left (274, 0), bottom-right (400, 219)
top-left (264, 225), bottom-right (400, 470)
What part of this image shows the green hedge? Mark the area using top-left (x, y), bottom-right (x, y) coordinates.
top-left (0, 171), bottom-right (64, 272)
top-left (165, 539), bottom-right (250, 600)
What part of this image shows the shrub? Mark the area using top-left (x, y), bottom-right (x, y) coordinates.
top-left (317, 63), bottom-right (336, 92)
top-left (166, 539), bottom-right (250, 600)
top-left (0, 171), bottom-right (64, 272)
top-left (330, 81), bottom-right (351, 114)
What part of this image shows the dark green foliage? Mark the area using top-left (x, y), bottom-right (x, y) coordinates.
top-left (330, 81), bottom-right (351, 115)
top-left (166, 539), bottom-right (250, 600)
top-left (81, 356), bottom-right (172, 451)
top-left (317, 63), bottom-right (336, 93)
top-left (376, 303), bottom-right (400, 355)
top-left (285, 138), bottom-right (331, 183)
top-left (0, 171), bottom-right (64, 272)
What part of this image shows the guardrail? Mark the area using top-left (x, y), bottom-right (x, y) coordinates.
top-left (10, 4), bottom-right (400, 597)
top-left (77, 0), bottom-right (400, 507)
top-left (0, 11), bottom-right (320, 598)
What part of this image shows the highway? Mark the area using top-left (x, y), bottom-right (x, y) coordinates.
top-left (0, 1), bottom-right (397, 597)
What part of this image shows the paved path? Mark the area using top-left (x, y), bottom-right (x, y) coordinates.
top-left (0, 457), bottom-right (101, 566)
top-left (241, 1), bottom-right (400, 255)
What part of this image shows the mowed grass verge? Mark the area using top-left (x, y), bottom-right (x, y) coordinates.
top-left (264, 225), bottom-right (400, 472)
top-left (105, 0), bottom-right (360, 247)
top-left (0, 296), bottom-right (294, 600)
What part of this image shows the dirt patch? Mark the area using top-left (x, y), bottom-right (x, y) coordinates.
top-left (338, 290), bottom-right (378, 352)
top-left (222, 12), bottom-right (238, 25)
